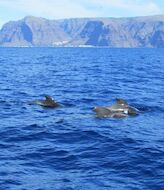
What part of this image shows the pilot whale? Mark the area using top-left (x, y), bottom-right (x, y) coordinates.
top-left (93, 98), bottom-right (139, 118)
top-left (29, 95), bottom-right (60, 108)
top-left (93, 107), bottom-right (128, 118)
top-left (106, 98), bottom-right (139, 116)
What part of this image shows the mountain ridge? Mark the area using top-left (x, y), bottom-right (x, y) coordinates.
top-left (0, 15), bottom-right (164, 47)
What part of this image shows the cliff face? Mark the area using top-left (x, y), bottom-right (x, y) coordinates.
top-left (0, 15), bottom-right (164, 47)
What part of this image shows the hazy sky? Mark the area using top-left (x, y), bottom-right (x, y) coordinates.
top-left (0, 0), bottom-right (164, 27)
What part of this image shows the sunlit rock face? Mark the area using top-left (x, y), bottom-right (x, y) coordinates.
top-left (0, 15), bottom-right (164, 47)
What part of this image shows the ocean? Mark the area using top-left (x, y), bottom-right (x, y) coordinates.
top-left (0, 47), bottom-right (163, 190)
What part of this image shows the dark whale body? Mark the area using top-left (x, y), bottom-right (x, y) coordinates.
top-left (29, 95), bottom-right (60, 108)
top-left (93, 107), bottom-right (128, 118)
top-left (93, 98), bottom-right (139, 118)
top-left (107, 98), bottom-right (139, 116)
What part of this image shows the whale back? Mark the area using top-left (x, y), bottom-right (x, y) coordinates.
top-left (93, 107), bottom-right (128, 118)
top-left (116, 98), bottom-right (139, 115)
top-left (45, 95), bottom-right (55, 103)
top-left (106, 98), bottom-right (128, 112)
top-left (93, 107), bottom-right (113, 117)
top-left (28, 95), bottom-right (60, 108)
top-left (45, 95), bottom-right (54, 101)
top-left (93, 98), bottom-right (139, 118)
top-left (43, 95), bottom-right (59, 107)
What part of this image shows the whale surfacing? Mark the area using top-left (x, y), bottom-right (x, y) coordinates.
top-left (93, 107), bottom-right (128, 118)
top-left (93, 98), bottom-right (139, 118)
top-left (29, 95), bottom-right (60, 108)
top-left (108, 98), bottom-right (139, 116)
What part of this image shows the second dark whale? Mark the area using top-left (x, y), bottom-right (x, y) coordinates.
top-left (107, 98), bottom-right (139, 116)
top-left (93, 98), bottom-right (139, 118)
top-left (93, 107), bottom-right (128, 118)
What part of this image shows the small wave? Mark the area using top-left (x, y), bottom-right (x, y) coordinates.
top-left (0, 48), bottom-right (163, 190)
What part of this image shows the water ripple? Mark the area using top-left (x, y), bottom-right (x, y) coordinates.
top-left (0, 48), bottom-right (163, 190)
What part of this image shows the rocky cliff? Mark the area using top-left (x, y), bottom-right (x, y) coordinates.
top-left (0, 15), bottom-right (164, 47)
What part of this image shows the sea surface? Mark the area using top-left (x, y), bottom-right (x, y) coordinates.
top-left (0, 47), bottom-right (163, 190)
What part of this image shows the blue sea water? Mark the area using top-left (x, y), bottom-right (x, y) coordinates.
top-left (0, 47), bottom-right (163, 190)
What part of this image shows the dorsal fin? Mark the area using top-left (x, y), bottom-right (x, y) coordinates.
top-left (116, 98), bottom-right (128, 105)
top-left (45, 95), bottom-right (54, 101)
